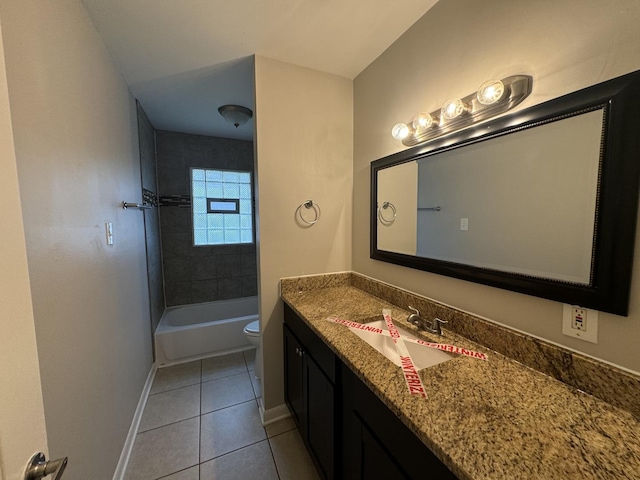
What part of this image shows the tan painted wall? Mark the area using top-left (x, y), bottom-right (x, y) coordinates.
top-left (354, 0), bottom-right (640, 373)
top-left (254, 56), bottom-right (353, 411)
top-left (0, 18), bottom-right (48, 480)
top-left (0, 0), bottom-right (153, 478)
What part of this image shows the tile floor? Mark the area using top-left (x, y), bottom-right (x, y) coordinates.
top-left (124, 350), bottom-right (320, 480)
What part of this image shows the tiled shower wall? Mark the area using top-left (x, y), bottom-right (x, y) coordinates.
top-left (156, 130), bottom-right (257, 306)
top-left (137, 101), bottom-right (165, 333)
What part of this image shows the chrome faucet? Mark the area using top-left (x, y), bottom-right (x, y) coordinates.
top-left (407, 306), bottom-right (447, 336)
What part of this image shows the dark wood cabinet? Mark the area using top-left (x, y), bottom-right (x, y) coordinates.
top-left (284, 305), bottom-right (337, 480)
top-left (283, 303), bottom-right (457, 480)
top-left (341, 363), bottom-right (457, 480)
top-left (305, 354), bottom-right (335, 478)
top-left (283, 324), bottom-right (304, 426)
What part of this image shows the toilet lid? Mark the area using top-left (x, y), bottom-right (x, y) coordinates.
top-left (245, 320), bottom-right (260, 334)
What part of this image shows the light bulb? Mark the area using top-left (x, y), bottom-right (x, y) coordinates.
top-left (441, 98), bottom-right (467, 120)
top-left (391, 123), bottom-right (412, 140)
top-left (412, 113), bottom-right (435, 133)
top-left (477, 79), bottom-right (506, 105)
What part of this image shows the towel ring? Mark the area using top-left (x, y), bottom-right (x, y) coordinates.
top-left (297, 200), bottom-right (321, 225)
top-left (378, 201), bottom-right (396, 225)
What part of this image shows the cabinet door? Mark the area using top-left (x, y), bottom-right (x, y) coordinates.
top-left (342, 363), bottom-right (458, 480)
top-left (306, 354), bottom-right (335, 480)
top-left (359, 419), bottom-right (410, 480)
top-left (284, 325), bottom-right (304, 428)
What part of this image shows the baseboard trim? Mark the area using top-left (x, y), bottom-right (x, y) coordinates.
top-left (112, 363), bottom-right (157, 480)
top-left (260, 402), bottom-right (291, 426)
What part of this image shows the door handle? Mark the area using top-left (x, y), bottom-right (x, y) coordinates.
top-left (24, 452), bottom-right (68, 480)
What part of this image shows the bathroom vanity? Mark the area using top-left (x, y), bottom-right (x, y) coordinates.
top-left (281, 272), bottom-right (640, 480)
top-left (284, 302), bottom-right (455, 479)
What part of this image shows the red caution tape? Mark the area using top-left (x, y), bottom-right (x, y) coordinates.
top-left (326, 316), bottom-right (488, 361)
top-left (382, 309), bottom-right (428, 398)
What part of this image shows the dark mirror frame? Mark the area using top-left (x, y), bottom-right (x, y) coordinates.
top-left (371, 70), bottom-right (640, 316)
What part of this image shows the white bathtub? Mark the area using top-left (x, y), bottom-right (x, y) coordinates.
top-left (155, 296), bottom-right (258, 366)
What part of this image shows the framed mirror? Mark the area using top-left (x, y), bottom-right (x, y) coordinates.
top-left (371, 71), bottom-right (640, 316)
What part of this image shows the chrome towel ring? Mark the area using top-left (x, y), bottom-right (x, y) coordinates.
top-left (378, 201), bottom-right (396, 225)
top-left (297, 200), bottom-right (321, 225)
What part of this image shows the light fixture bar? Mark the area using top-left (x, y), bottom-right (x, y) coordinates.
top-left (396, 75), bottom-right (532, 147)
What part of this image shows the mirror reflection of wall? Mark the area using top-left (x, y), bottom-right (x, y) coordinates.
top-left (378, 108), bottom-right (604, 284)
top-left (377, 162), bottom-right (418, 255)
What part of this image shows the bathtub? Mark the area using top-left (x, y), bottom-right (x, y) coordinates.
top-left (155, 296), bottom-right (258, 366)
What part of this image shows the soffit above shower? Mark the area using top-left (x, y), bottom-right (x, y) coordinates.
top-left (80, 0), bottom-right (439, 140)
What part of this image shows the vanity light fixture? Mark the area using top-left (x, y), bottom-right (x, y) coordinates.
top-left (391, 122), bottom-right (412, 141)
top-left (412, 112), bottom-right (435, 132)
top-left (477, 79), bottom-right (507, 105)
top-left (391, 75), bottom-right (532, 146)
top-left (441, 98), bottom-right (468, 121)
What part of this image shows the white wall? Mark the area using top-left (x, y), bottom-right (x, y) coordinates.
top-left (354, 0), bottom-right (640, 373)
top-left (254, 56), bottom-right (352, 412)
top-left (0, 0), bottom-right (153, 478)
top-left (0, 18), bottom-right (48, 480)
top-left (377, 161), bottom-right (417, 255)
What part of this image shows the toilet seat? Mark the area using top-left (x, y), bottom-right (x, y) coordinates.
top-left (244, 320), bottom-right (260, 336)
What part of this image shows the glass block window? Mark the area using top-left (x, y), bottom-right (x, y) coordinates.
top-left (191, 168), bottom-right (253, 246)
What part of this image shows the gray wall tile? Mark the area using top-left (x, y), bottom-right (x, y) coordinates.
top-left (218, 278), bottom-right (243, 300)
top-left (165, 282), bottom-right (192, 306)
top-left (241, 276), bottom-right (258, 297)
top-left (192, 256), bottom-right (218, 281)
top-left (217, 254), bottom-right (242, 278)
top-left (156, 131), bottom-right (257, 306)
top-left (192, 280), bottom-right (219, 303)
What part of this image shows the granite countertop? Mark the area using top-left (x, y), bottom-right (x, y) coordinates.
top-left (281, 281), bottom-right (640, 480)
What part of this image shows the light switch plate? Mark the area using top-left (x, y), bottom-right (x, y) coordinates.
top-left (106, 222), bottom-right (114, 246)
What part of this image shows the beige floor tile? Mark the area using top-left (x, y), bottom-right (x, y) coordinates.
top-left (139, 384), bottom-right (200, 432)
top-left (200, 401), bottom-right (266, 462)
top-left (125, 417), bottom-right (199, 480)
top-left (269, 429), bottom-right (321, 480)
top-left (199, 440), bottom-right (278, 480)
top-left (151, 361), bottom-right (201, 395)
top-left (158, 466), bottom-right (199, 480)
top-left (201, 353), bottom-right (246, 382)
top-left (243, 348), bottom-right (256, 370)
top-left (266, 416), bottom-right (296, 438)
top-left (201, 372), bottom-right (255, 414)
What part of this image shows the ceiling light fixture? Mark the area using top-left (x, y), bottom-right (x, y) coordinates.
top-left (218, 104), bottom-right (253, 128)
top-left (391, 75), bottom-right (532, 146)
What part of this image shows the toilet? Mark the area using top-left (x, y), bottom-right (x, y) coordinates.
top-left (243, 320), bottom-right (262, 379)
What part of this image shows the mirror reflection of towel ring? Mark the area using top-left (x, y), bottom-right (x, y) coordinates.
top-left (297, 200), bottom-right (321, 225)
top-left (378, 202), bottom-right (396, 225)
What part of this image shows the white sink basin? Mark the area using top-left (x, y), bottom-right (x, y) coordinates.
top-left (351, 319), bottom-right (452, 370)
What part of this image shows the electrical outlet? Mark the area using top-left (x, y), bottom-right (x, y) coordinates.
top-left (571, 307), bottom-right (587, 331)
top-left (562, 304), bottom-right (598, 343)
top-left (460, 218), bottom-right (468, 231)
